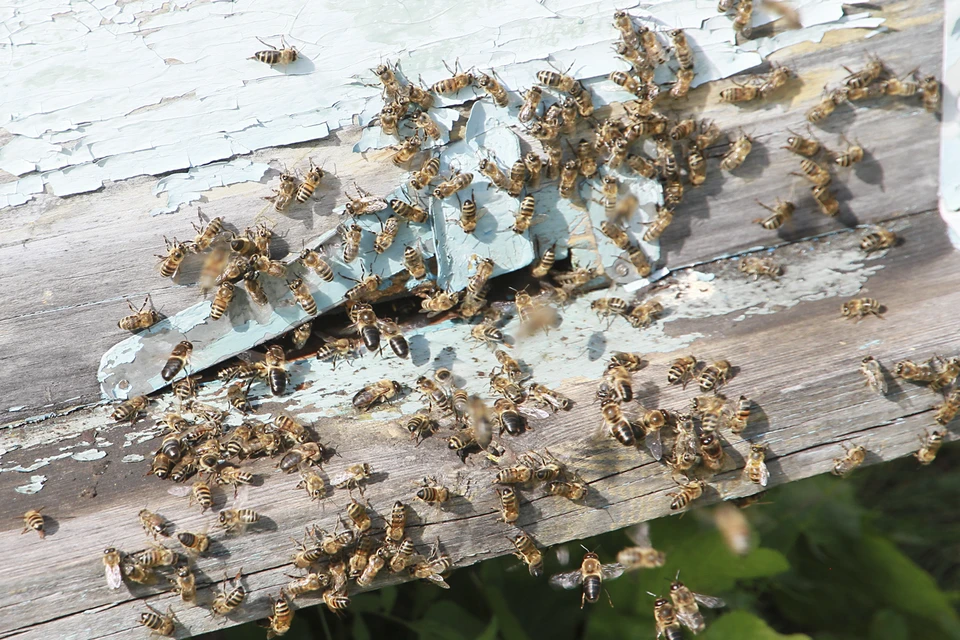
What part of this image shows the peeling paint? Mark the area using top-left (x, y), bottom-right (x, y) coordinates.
top-left (0, 0), bottom-right (883, 210)
top-left (15, 475), bottom-right (47, 495)
top-left (151, 159), bottom-right (271, 215)
top-left (71, 448), bottom-right (108, 461)
top-left (122, 454), bottom-right (146, 463)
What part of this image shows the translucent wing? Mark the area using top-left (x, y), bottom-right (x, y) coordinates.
top-left (518, 405), bottom-right (551, 419)
top-left (677, 610), bottom-right (703, 632)
top-left (757, 461), bottom-right (770, 487)
top-left (549, 569), bottom-right (585, 590)
top-left (693, 593), bottom-right (727, 608)
top-left (625, 522), bottom-right (652, 548)
top-left (645, 429), bottom-right (663, 461)
top-left (554, 545), bottom-right (571, 566)
top-left (424, 574), bottom-right (450, 589)
top-left (601, 562), bottom-right (626, 581)
top-left (104, 563), bottom-right (123, 590)
top-left (167, 486), bottom-right (192, 498)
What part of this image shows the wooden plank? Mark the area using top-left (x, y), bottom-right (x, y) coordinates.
top-left (0, 0), bottom-right (943, 419)
top-left (1, 206), bottom-right (957, 639)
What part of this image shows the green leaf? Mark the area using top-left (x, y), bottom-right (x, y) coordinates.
top-left (869, 610), bottom-right (909, 640)
top-left (352, 613), bottom-right (371, 640)
top-left (701, 611), bottom-right (811, 640)
top-left (412, 601), bottom-right (485, 640)
top-left (477, 618), bottom-right (500, 640)
top-left (380, 586), bottom-right (398, 615)
top-left (480, 579), bottom-right (533, 640)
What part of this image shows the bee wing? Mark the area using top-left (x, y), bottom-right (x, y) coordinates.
top-left (601, 562), bottom-right (626, 581)
top-left (645, 428), bottom-right (663, 461)
top-left (518, 405), bottom-right (551, 420)
top-left (757, 461), bottom-right (770, 487)
top-left (625, 522), bottom-right (653, 547)
top-left (105, 563), bottom-right (123, 589)
top-left (424, 574), bottom-right (451, 589)
top-left (693, 593), bottom-right (726, 609)
top-left (676, 610), bottom-right (703, 632)
top-left (167, 486), bottom-right (193, 498)
top-left (236, 349), bottom-right (267, 364)
top-left (363, 197), bottom-right (389, 212)
top-left (554, 545), bottom-right (571, 566)
top-left (232, 484), bottom-right (251, 508)
top-left (549, 569), bottom-right (585, 590)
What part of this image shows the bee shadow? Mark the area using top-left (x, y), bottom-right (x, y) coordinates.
top-left (39, 516), bottom-right (61, 538)
top-left (408, 334), bottom-right (431, 367)
top-left (740, 401), bottom-right (770, 439)
top-left (729, 138), bottom-right (770, 181)
top-left (852, 147), bottom-right (884, 188)
top-left (585, 331), bottom-right (607, 361)
top-left (634, 380), bottom-right (661, 409)
top-left (201, 536), bottom-right (233, 561)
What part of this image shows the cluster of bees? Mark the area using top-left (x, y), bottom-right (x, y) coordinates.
top-left (23, 9), bottom-right (947, 640)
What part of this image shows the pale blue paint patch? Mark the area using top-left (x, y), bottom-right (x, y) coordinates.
top-left (859, 339), bottom-right (882, 351)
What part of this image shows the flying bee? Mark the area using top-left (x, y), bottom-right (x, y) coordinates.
top-left (496, 486), bottom-right (521, 523)
top-left (832, 443), bottom-right (866, 477)
top-left (414, 111), bottom-right (441, 140)
top-left (617, 522), bottom-right (666, 570)
top-left (211, 570), bottom-right (246, 616)
top-left (669, 475), bottom-right (705, 510)
top-left (720, 131), bottom-right (752, 171)
top-left (390, 135), bottom-right (422, 168)
top-left (698, 360), bottom-right (731, 392)
top-left (670, 578), bottom-right (726, 633)
top-left (510, 530), bottom-right (544, 577)
top-left (671, 67), bottom-right (695, 99)
top-left (753, 198), bottom-right (795, 230)
top-left (218, 508), bottom-right (261, 534)
top-left (431, 59), bottom-right (473, 95)
top-left (832, 138), bottom-right (865, 167)
top-left (859, 356), bottom-right (887, 395)
top-left (511, 195), bottom-right (537, 234)
top-left (918, 74), bottom-right (941, 113)
top-left (935, 389), bottom-right (960, 426)
top-left (22, 509), bottom-right (45, 539)
top-left (410, 154), bottom-right (441, 191)
top-left (743, 443), bottom-right (770, 486)
top-left (915, 430), bottom-right (945, 465)
top-left (559, 160), bottom-right (580, 199)
top-left (529, 383), bottom-right (573, 412)
top-left (739, 255), bottom-right (782, 280)
top-left (118, 295), bottom-right (160, 332)
top-left (157, 237), bottom-right (189, 279)
top-left (601, 399), bottom-right (635, 446)
top-left (139, 509), bottom-right (168, 538)
top-left (549, 551), bottom-right (626, 609)
top-left (728, 395), bottom-right (751, 433)
top-left (434, 171), bottom-right (474, 199)
top-left (518, 86), bottom-right (542, 123)
top-left (112, 395), bottom-right (149, 423)
top-left (654, 597), bottom-right (684, 640)
top-left (415, 477), bottom-right (450, 504)
top-left (811, 184), bottom-right (840, 217)
top-left (476, 71), bottom-right (509, 106)
top-left (732, 0), bottom-right (753, 36)
top-left (841, 297), bottom-right (883, 321)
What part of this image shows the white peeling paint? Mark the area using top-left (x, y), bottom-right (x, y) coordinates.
top-left (151, 159), bottom-right (272, 215)
top-left (0, 452), bottom-right (72, 473)
top-left (0, 0), bottom-right (883, 209)
top-left (8, 406), bottom-right (25, 412)
top-left (940, 0), bottom-right (960, 247)
top-left (71, 448), bottom-right (108, 461)
top-left (15, 475), bottom-right (47, 495)
top-left (122, 454), bottom-right (146, 463)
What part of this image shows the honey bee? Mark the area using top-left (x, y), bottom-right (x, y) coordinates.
top-left (285, 572), bottom-right (328, 598)
top-left (699, 360), bottom-right (731, 392)
top-left (859, 356), bottom-right (887, 395)
top-left (627, 299), bottom-right (663, 329)
top-left (159, 340), bottom-right (194, 383)
top-left (713, 501), bottom-right (752, 555)
top-left (742, 443), bottom-right (770, 486)
top-left (118, 295), bottom-right (161, 332)
top-left (286, 277), bottom-right (317, 316)
top-left (434, 171), bottom-right (474, 199)
top-left (112, 395), bottom-right (149, 423)
top-left (374, 317), bottom-right (408, 359)
top-left (138, 604), bottom-right (177, 637)
top-left (315, 337), bottom-right (356, 368)
top-left (558, 159), bottom-right (580, 199)
top-left (495, 397), bottom-right (526, 437)
top-left (293, 158), bottom-right (325, 204)
top-left (389, 135), bottom-right (422, 168)
top-left (218, 508), bottom-right (261, 534)
top-left (414, 111), bottom-right (442, 140)
top-left (635, 25), bottom-right (666, 66)
top-left (279, 443), bottom-right (325, 474)
top-left (264, 591), bottom-right (295, 639)
top-left (512, 195), bottom-right (537, 234)
top-left (918, 74), bottom-right (941, 113)
top-left (469, 322), bottom-right (504, 348)
top-left (21, 508), bottom-right (44, 539)
top-left (187, 479), bottom-right (213, 513)
top-left (297, 247), bottom-right (335, 283)
top-left (518, 86), bottom-right (542, 123)
top-left (931, 357), bottom-right (960, 392)
top-left (668, 29), bottom-right (694, 71)
top-left (496, 486), bottom-right (521, 523)
top-left (431, 59), bottom-right (473, 95)
top-left (782, 129), bottom-right (821, 157)
top-left (832, 443), bottom-right (866, 477)
top-left (544, 141), bottom-right (563, 179)
top-left (719, 84), bottom-right (759, 103)
top-left (476, 71), bottom-right (509, 107)
top-left (601, 399), bottom-right (635, 447)
top-left (666, 67), bottom-right (693, 99)
top-left (720, 131), bottom-right (752, 171)
top-left (806, 91), bottom-right (838, 123)
top-left (404, 412), bottom-right (438, 443)
top-left (521, 152), bottom-right (543, 190)
top-left (538, 66), bottom-right (577, 92)
top-left (314, 526), bottom-right (355, 556)
top-left (859, 226), bottom-right (897, 252)
top-left (373, 61), bottom-right (402, 98)
top-left (654, 596), bottom-right (684, 640)
top-left (170, 563), bottom-right (196, 603)
top-left (502, 158), bottom-right (526, 197)
top-left (389, 197), bottom-right (428, 224)
top-left (935, 388), bottom-right (960, 426)
top-left (840, 297), bottom-right (883, 321)
top-left (136, 544), bottom-right (178, 569)
top-left (250, 35), bottom-right (298, 65)
top-left (833, 138), bottom-right (865, 167)
top-left (371, 215), bottom-right (400, 254)
top-left (531, 241), bottom-right (557, 279)
top-left (568, 79), bottom-right (594, 116)
top-left (609, 70), bottom-right (644, 97)
top-left (739, 255), bottom-right (782, 280)
top-left (624, 154), bottom-right (656, 180)
top-left (810, 184), bottom-right (839, 217)
top-left (258, 344), bottom-right (288, 396)
top-left (211, 570), bottom-right (246, 616)
top-left (843, 55), bottom-right (885, 89)
top-left (728, 395), bottom-right (751, 433)
top-left (669, 475), bottom-right (706, 510)
top-left (410, 154), bottom-right (441, 191)
top-left (269, 172), bottom-right (299, 212)
top-left (509, 530), bottom-right (544, 577)
top-left (156, 236), bottom-right (189, 279)
top-left (419, 288), bottom-right (462, 317)
top-left (754, 198), bottom-right (795, 230)
top-left (591, 296), bottom-right (630, 322)
top-left (549, 551), bottom-right (625, 608)
top-left (617, 522), bottom-right (666, 570)
top-left (343, 498), bottom-right (372, 533)
top-left (207, 281), bottom-right (236, 321)
top-left (378, 102), bottom-right (401, 136)
top-left (915, 430), bottom-right (945, 465)
top-left (640, 206), bottom-right (673, 242)
top-left (135, 509), bottom-right (167, 539)
top-left (294, 468), bottom-right (326, 501)
top-left (670, 578), bottom-right (726, 633)
top-left (613, 10), bottom-right (639, 46)
top-left (546, 478), bottom-right (588, 501)
top-left (529, 383), bottom-right (573, 412)
top-left (328, 463), bottom-right (372, 495)
top-left (758, 64), bottom-right (793, 97)
top-left (176, 531), bottom-right (210, 557)
top-left (894, 358), bottom-right (939, 382)
top-left (732, 0), bottom-right (753, 36)
top-left (686, 143), bottom-right (707, 187)
top-left (415, 477), bottom-right (450, 504)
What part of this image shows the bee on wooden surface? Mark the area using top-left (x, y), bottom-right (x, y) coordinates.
top-left (495, 461), bottom-right (534, 485)
top-left (218, 508), bottom-right (261, 535)
top-left (431, 59), bottom-right (474, 95)
top-left (758, 64), bottom-right (793, 97)
top-left (269, 172), bottom-right (299, 212)
top-left (840, 297), bottom-right (883, 321)
top-left (930, 357), bottom-right (960, 392)
top-left (388, 135), bottom-right (422, 168)
top-left (880, 75), bottom-right (918, 97)
top-left (699, 360), bottom-right (731, 392)
top-left (328, 463), bottom-right (372, 496)
top-left (656, 141), bottom-right (679, 181)
top-left (278, 443), bottom-right (325, 475)
top-left (627, 299), bottom-right (663, 329)
top-left (860, 226), bottom-right (897, 252)
top-left (342, 184), bottom-right (388, 217)
top-left (641, 206), bottom-right (673, 242)
top-left (138, 604), bottom-right (177, 637)
top-left (528, 383), bottom-right (573, 412)
top-left (601, 399), bottom-right (635, 446)
top-left (294, 468), bottom-right (326, 501)
top-left (475, 71), bottom-right (509, 107)
top-left (434, 171), bottom-right (474, 199)
top-left (720, 131), bottom-right (752, 171)
top-left (409, 542), bottom-right (454, 589)
top-left (935, 389), bottom-right (960, 426)
top-left (685, 143), bottom-right (707, 187)
top-left (169, 455), bottom-right (198, 483)
top-left (518, 86), bottom-right (542, 123)
top-left (314, 526), bottom-right (355, 557)
top-left (617, 522), bottom-right (666, 570)
top-left (21, 508), bottom-right (45, 539)
top-left (208, 281), bottom-right (235, 321)
top-left (719, 84), bottom-right (759, 103)
top-left (124, 559), bottom-right (157, 586)
top-left (915, 430), bottom-right (945, 465)
top-left (842, 55), bottom-right (885, 89)
top-left (169, 563), bottom-right (197, 604)
top-left (806, 91), bottom-right (838, 123)
top-left (493, 397), bottom-right (526, 437)
top-left (832, 138), bottom-right (864, 167)
top-left (810, 184), bottom-right (839, 217)
top-left (741, 443), bottom-right (770, 486)
top-left (654, 596), bottom-right (683, 640)
top-left (782, 128), bottom-right (821, 157)
top-left (211, 570), bottom-right (247, 616)
top-left (118, 295), bottom-right (160, 332)
top-left (918, 74), bottom-right (941, 113)
top-left (546, 477), bottom-right (588, 501)
top-left (139, 508), bottom-right (168, 538)
top-left (754, 198), bottom-right (795, 230)
top-left (264, 591), bottom-right (295, 639)
top-left (622, 242), bottom-right (651, 278)
top-left (294, 158), bottom-right (325, 204)
top-left (859, 356), bottom-right (888, 396)
top-left (568, 79), bottom-right (594, 117)
top-left (893, 358), bottom-right (938, 382)
top-left (538, 67), bottom-right (577, 93)
top-left (666, 67), bottom-right (693, 99)
top-left (419, 288), bottom-right (462, 317)
top-left (832, 443), bottom-right (866, 477)
top-left (728, 395), bottom-right (751, 433)
top-left (669, 475), bottom-right (705, 510)
top-left (372, 317), bottom-right (407, 359)
top-left (112, 395), bottom-right (149, 423)
top-left (507, 530), bottom-right (543, 577)
top-left (549, 551), bottom-right (626, 608)
top-left (739, 255), bottom-right (782, 280)
top-left (137, 544), bottom-right (178, 569)
top-left (604, 362), bottom-right (636, 401)
top-left (285, 572), bottom-right (328, 598)
top-left (343, 498), bottom-right (372, 533)
top-left (496, 486), bottom-right (521, 523)
top-left (157, 236), bottom-right (189, 279)
top-left (732, 0), bottom-right (753, 37)
top-left (216, 464), bottom-right (255, 495)
top-left (187, 480), bottom-right (213, 513)
top-left (670, 578), bottom-right (726, 633)
top-left (417, 375), bottom-right (452, 414)
top-left (175, 531), bottom-right (210, 557)
top-left (698, 424), bottom-right (725, 471)
top-left (415, 477), bottom-right (451, 504)
top-left (186, 210), bottom-right (223, 254)
top-left (322, 587), bottom-right (351, 614)
top-left (287, 277), bottom-right (317, 316)
top-left (356, 546), bottom-right (389, 587)
top-left (625, 153), bottom-right (657, 180)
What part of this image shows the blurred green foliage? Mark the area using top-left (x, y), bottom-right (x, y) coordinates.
top-left (210, 446), bottom-right (960, 640)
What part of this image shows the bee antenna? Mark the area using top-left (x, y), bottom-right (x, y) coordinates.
top-left (646, 591), bottom-right (658, 598)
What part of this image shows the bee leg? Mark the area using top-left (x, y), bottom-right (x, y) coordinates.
top-left (605, 589), bottom-right (615, 608)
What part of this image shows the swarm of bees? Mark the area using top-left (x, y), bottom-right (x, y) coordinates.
top-left (82, 13), bottom-right (952, 638)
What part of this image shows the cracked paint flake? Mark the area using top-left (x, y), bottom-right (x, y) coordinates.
top-left (151, 159), bottom-right (271, 215)
top-left (1, 0), bottom-right (884, 210)
top-left (71, 448), bottom-right (108, 461)
top-left (15, 475), bottom-right (47, 494)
